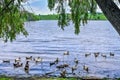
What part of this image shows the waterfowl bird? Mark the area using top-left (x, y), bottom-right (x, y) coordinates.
top-left (60, 70), bottom-right (66, 77)
top-left (26, 56), bottom-right (32, 60)
top-left (13, 62), bottom-right (23, 68)
top-left (56, 65), bottom-right (65, 69)
top-left (63, 51), bottom-right (69, 55)
top-left (94, 52), bottom-right (100, 58)
top-left (83, 65), bottom-right (89, 73)
top-left (34, 57), bottom-right (42, 63)
top-left (15, 57), bottom-right (21, 62)
top-left (54, 57), bottom-right (59, 64)
top-left (71, 66), bottom-right (77, 73)
top-left (110, 52), bottom-right (114, 57)
top-left (101, 54), bottom-right (107, 59)
top-left (56, 64), bottom-right (69, 69)
top-left (3, 60), bottom-right (10, 63)
top-left (74, 58), bottom-right (79, 65)
top-left (50, 62), bottom-right (56, 67)
top-left (24, 61), bottom-right (29, 73)
top-left (85, 53), bottom-right (91, 57)
top-left (63, 63), bottom-right (69, 67)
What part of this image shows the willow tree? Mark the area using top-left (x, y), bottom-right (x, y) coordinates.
top-left (48, 0), bottom-right (120, 34)
top-left (0, 0), bottom-right (120, 42)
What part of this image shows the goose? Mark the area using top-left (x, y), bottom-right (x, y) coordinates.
top-left (13, 62), bottom-right (23, 68)
top-left (3, 60), bottom-right (10, 63)
top-left (94, 52), bottom-right (100, 58)
top-left (34, 57), bottom-right (42, 63)
top-left (26, 56), bottom-right (32, 60)
top-left (83, 65), bottom-right (89, 73)
top-left (74, 58), bottom-right (79, 65)
top-left (101, 54), bottom-right (107, 59)
top-left (60, 70), bottom-right (66, 77)
top-left (50, 62), bottom-right (56, 67)
top-left (110, 52), bottom-right (114, 57)
top-left (15, 57), bottom-right (21, 62)
top-left (85, 53), bottom-right (91, 57)
top-left (56, 64), bottom-right (69, 69)
top-left (24, 61), bottom-right (29, 73)
top-left (71, 66), bottom-right (77, 73)
top-left (63, 51), bottom-right (69, 55)
top-left (54, 57), bottom-right (59, 64)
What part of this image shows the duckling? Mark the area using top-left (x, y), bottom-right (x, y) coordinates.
top-left (85, 53), bottom-right (91, 57)
top-left (110, 52), bottom-right (114, 57)
top-left (15, 57), bottom-right (21, 62)
top-left (3, 60), bottom-right (10, 63)
top-left (13, 62), bottom-right (23, 68)
top-left (101, 54), bottom-right (107, 59)
top-left (60, 70), bottom-right (66, 77)
top-left (63, 51), bottom-right (69, 55)
top-left (24, 61), bottom-right (29, 73)
top-left (83, 65), bottom-right (89, 73)
top-left (94, 52), bottom-right (100, 58)
top-left (26, 56), bottom-right (32, 60)
top-left (34, 57), bottom-right (42, 63)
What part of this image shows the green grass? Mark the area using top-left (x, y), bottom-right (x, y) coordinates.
top-left (1, 77), bottom-right (120, 80)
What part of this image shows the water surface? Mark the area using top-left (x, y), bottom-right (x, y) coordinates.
top-left (0, 20), bottom-right (120, 78)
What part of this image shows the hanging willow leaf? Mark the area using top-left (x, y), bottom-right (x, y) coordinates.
top-left (0, 0), bottom-right (28, 42)
top-left (48, 0), bottom-right (97, 34)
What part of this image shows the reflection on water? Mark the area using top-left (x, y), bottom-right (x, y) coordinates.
top-left (0, 20), bottom-right (120, 78)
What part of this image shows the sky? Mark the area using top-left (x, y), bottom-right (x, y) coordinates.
top-left (22, 0), bottom-right (56, 15)
top-left (22, 0), bottom-right (104, 15)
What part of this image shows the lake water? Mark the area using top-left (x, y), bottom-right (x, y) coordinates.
top-left (0, 20), bottom-right (120, 78)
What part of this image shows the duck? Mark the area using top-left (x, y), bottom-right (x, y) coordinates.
top-left (110, 52), bottom-right (114, 57)
top-left (85, 53), bottom-right (91, 57)
top-left (3, 59), bottom-right (10, 63)
top-left (63, 51), bottom-right (69, 55)
top-left (83, 65), bottom-right (89, 73)
top-left (24, 61), bottom-right (29, 73)
top-left (60, 69), bottom-right (66, 77)
top-left (34, 57), bottom-right (42, 63)
top-left (26, 56), bottom-right (32, 60)
top-left (15, 57), bottom-right (21, 62)
top-left (94, 52), bottom-right (100, 58)
top-left (13, 62), bottom-right (23, 68)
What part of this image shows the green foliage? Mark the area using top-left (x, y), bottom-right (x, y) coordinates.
top-left (48, 0), bottom-right (97, 34)
top-left (0, 0), bottom-right (28, 42)
top-left (39, 13), bottom-right (106, 20)
top-left (39, 14), bottom-right (58, 20)
top-left (22, 11), bottom-right (40, 21)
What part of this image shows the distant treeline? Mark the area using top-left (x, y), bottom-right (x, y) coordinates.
top-left (22, 11), bottom-right (107, 21)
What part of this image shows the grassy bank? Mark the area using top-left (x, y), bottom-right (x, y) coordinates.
top-left (0, 76), bottom-right (120, 80)
top-left (39, 13), bottom-right (107, 20)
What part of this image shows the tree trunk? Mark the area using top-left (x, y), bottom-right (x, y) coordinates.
top-left (95, 0), bottom-right (120, 35)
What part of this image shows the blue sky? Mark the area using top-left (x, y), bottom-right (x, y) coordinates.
top-left (23, 0), bottom-right (55, 15)
top-left (22, 0), bottom-right (104, 15)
